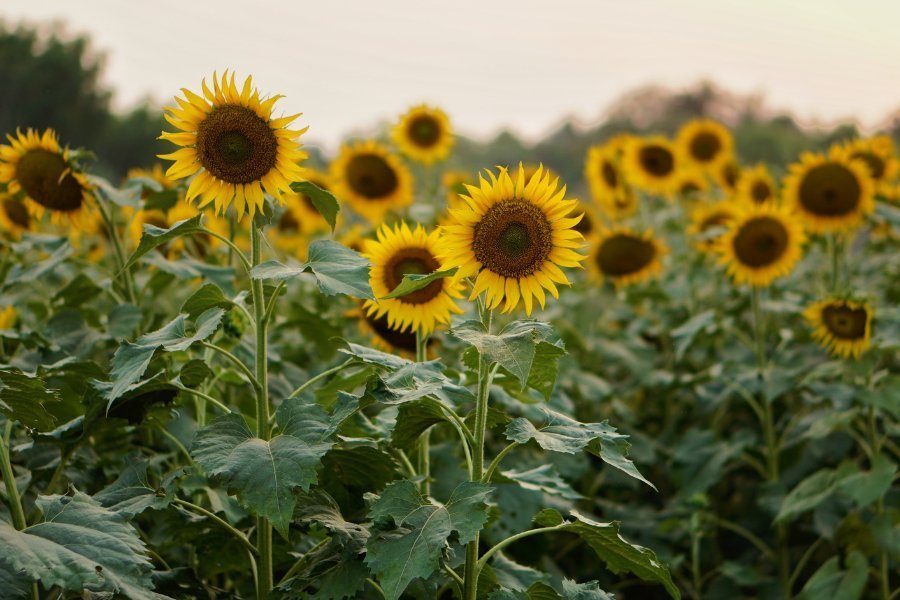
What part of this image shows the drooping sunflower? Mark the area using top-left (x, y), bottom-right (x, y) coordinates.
top-left (159, 71), bottom-right (308, 220)
top-left (363, 222), bottom-right (463, 335)
top-left (687, 200), bottom-right (740, 251)
top-left (735, 163), bottom-right (777, 206)
top-left (622, 136), bottom-right (680, 196)
top-left (804, 298), bottom-right (873, 359)
top-left (0, 193), bottom-right (32, 237)
top-left (331, 140), bottom-right (413, 223)
top-left (782, 152), bottom-right (875, 233)
top-left (391, 105), bottom-right (454, 165)
top-left (439, 165), bottom-right (585, 315)
top-left (715, 159), bottom-right (741, 193)
top-left (589, 227), bottom-right (667, 287)
top-left (0, 128), bottom-right (93, 223)
top-left (585, 145), bottom-right (626, 204)
top-left (676, 119), bottom-right (734, 173)
top-left (832, 136), bottom-right (898, 189)
top-left (716, 204), bottom-right (806, 287)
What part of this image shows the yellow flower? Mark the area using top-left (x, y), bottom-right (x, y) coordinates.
top-left (391, 105), bottom-right (454, 165)
top-left (0, 305), bottom-right (16, 329)
top-left (714, 159), bottom-right (741, 193)
top-left (832, 136), bottom-right (897, 186)
top-left (585, 145), bottom-right (628, 205)
top-left (687, 200), bottom-right (740, 252)
top-left (331, 140), bottom-right (413, 224)
top-left (338, 223), bottom-right (370, 254)
top-left (159, 71), bottom-right (308, 220)
top-left (716, 204), bottom-right (806, 287)
top-left (127, 164), bottom-right (178, 190)
top-left (0, 193), bottom-right (32, 238)
top-left (735, 163), bottom-right (777, 206)
top-left (673, 168), bottom-right (711, 200)
top-left (356, 305), bottom-right (425, 358)
top-left (804, 298), bottom-right (873, 359)
top-left (676, 119), bottom-right (734, 173)
top-left (443, 170), bottom-right (473, 209)
top-left (439, 165), bottom-right (585, 315)
top-left (589, 227), bottom-right (667, 287)
top-left (622, 136), bottom-right (681, 196)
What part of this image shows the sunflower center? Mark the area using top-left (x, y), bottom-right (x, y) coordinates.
top-left (822, 304), bottom-right (868, 339)
top-left (408, 116), bottom-right (441, 148)
top-left (346, 153), bottom-right (399, 200)
top-left (366, 310), bottom-right (417, 353)
top-left (196, 104), bottom-right (278, 184)
top-left (722, 164), bottom-right (739, 189)
top-left (732, 216), bottom-right (788, 267)
top-left (700, 213), bottom-right (731, 232)
top-left (384, 247), bottom-right (443, 304)
top-left (798, 162), bottom-right (861, 217)
top-left (602, 161), bottom-right (619, 188)
top-left (690, 132), bottom-right (722, 162)
top-left (681, 181), bottom-right (701, 195)
top-left (596, 234), bottom-right (656, 276)
top-left (851, 151), bottom-right (885, 180)
top-left (15, 149), bottom-right (84, 212)
top-left (473, 200), bottom-right (552, 278)
top-left (2, 197), bottom-right (30, 228)
top-left (751, 181), bottom-right (772, 203)
top-left (639, 146), bottom-right (675, 178)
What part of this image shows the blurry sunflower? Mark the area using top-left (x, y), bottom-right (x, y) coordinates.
top-left (585, 145), bottom-right (626, 204)
top-left (676, 119), bottom-right (733, 173)
top-left (735, 163), bottom-right (777, 206)
top-left (363, 222), bottom-right (463, 335)
top-left (277, 167), bottom-right (334, 237)
top-left (715, 159), bottom-right (741, 193)
top-left (782, 152), bottom-right (874, 233)
top-left (439, 165), bottom-right (585, 315)
top-left (126, 208), bottom-right (170, 248)
top-left (673, 168), bottom-right (710, 200)
top-left (687, 200), bottom-right (740, 251)
top-left (391, 105), bottom-right (454, 165)
top-left (568, 202), bottom-right (597, 237)
top-left (622, 136), bottom-right (680, 195)
top-left (159, 71), bottom-right (308, 220)
top-left (804, 298), bottom-right (873, 359)
top-left (338, 223), bottom-right (370, 254)
top-left (127, 164), bottom-right (177, 190)
top-left (331, 140), bottom-right (413, 223)
top-left (0, 305), bottom-right (16, 329)
top-left (0, 128), bottom-right (92, 223)
top-left (605, 133), bottom-right (637, 156)
top-left (589, 227), bottom-right (667, 287)
top-left (0, 193), bottom-right (32, 237)
top-left (443, 170), bottom-right (473, 209)
top-left (716, 204), bottom-right (805, 287)
top-left (599, 187), bottom-right (639, 220)
top-left (832, 136), bottom-right (897, 188)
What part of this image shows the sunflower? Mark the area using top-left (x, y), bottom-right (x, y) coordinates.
top-left (804, 298), bottom-right (873, 359)
top-left (622, 136), bottom-right (680, 196)
top-left (331, 140), bottom-right (413, 223)
top-left (513, 164), bottom-right (558, 185)
top-left (589, 227), bottom-right (667, 287)
top-left (338, 223), bottom-right (370, 254)
top-left (715, 159), bottom-right (741, 193)
top-left (676, 119), bottom-right (733, 173)
top-left (599, 187), bottom-right (639, 221)
top-left (735, 163), bottom-right (777, 206)
top-left (127, 164), bottom-right (177, 190)
top-left (443, 170), bottom-right (473, 209)
top-left (159, 71), bottom-right (308, 220)
top-left (392, 105), bottom-right (454, 165)
top-left (356, 306), bottom-right (423, 357)
top-left (568, 203), bottom-right (597, 237)
top-left (782, 152), bottom-right (875, 233)
top-left (363, 222), bottom-right (463, 335)
top-left (605, 133), bottom-right (637, 156)
top-left (0, 128), bottom-right (93, 223)
top-left (687, 200), bottom-right (740, 251)
top-left (0, 305), bottom-right (15, 330)
top-left (833, 136), bottom-right (898, 197)
top-left (439, 165), bottom-right (585, 315)
top-left (585, 145), bottom-right (626, 204)
top-left (716, 204), bottom-right (805, 287)
top-left (673, 168), bottom-right (710, 199)
top-left (0, 193), bottom-right (32, 237)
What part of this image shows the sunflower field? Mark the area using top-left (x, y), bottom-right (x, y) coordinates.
top-left (0, 71), bottom-right (898, 600)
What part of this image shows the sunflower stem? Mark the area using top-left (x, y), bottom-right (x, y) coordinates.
top-left (415, 329), bottom-right (432, 497)
top-left (1, 420), bottom-right (27, 532)
top-left (828, 233), bottom-right (841, 292)
top-left (97, 200), bottom-right (137, 304)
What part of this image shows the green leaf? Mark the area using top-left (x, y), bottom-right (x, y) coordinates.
top-left (837, 455), bottom-right (896, 508)
top-left (108, 304), bottom-right (143, 339)
top-left (338, 341), bottom-right (410, 370)
top-left (365, 480), bottom-right (492, 600)
top-left (251, 240), bottom-right (373, 299)
top-left (94, 458), bottom-right (184, 517)
top-left (380, 267), bottom-right (458, 299)
top-left (123, 214), bottom-right (204, 271)
top-left (391, 397), bottom-right (458, 450)
top-left (0, 563), bottom-right (30, 600)
top-left (294, 489), bottom-right (370, 545)
top-left (497, 465), bottom-right (583, 501)
top-left (491, 552), bottom-right (549, 591)
top-left (87, 174), bottom-right (141, 207)
top-left (859, 377), bottom-right (900, 418)
top-left (0, 368), bottom-right (61, 430)
top-left (796, 551), bottom-right (867, 600)
top-left (53, 274), bottom-right (102, 308)
top-left (177, 359), bottom-right (214, 388)
top-left (775, 464), bottom-right (856, 523)
top-left (490, 579), bottom-right (613, 600)
top-left (181, 283), bottom-right (234, 319)
top-left (0, 491), bottom-right (167, 599)
top-left (290, 180), bottom-right (340, 231)
top-left (5, 241), bottom-right (71, 285)
top-left (671, 310), bottom-right (716, 361)
top-left (526, 341), bottom-right (567, 401)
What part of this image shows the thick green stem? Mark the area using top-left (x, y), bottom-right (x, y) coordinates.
top-left (416, 329), bottom-right (432, 496)
top-left (1, 421), bottom-right (27, 531)
top-left (288, 359), bottom-right (357, 400)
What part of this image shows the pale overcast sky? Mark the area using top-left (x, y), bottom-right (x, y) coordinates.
top-left (4, 0), bottom-right (899, 151)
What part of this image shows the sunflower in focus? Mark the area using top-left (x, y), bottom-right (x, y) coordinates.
top-left (443, 170), bottom-right (473, 209)
top-left (589, 227), bottom-right (667, 287)
top-left (439, 165), bottom-right (585, 315)
top-left (676, 119), bottom-right (733, 173)
top-left (392, 105), bottom-right (454, 165)
top-left (782, 152), bottom-right (874, 233)
top-left (363, 222), bottom-right (463, 335)
top-left (159, 71), bottom-right (308, 220)
top-left (804, 298), bottom-right (873, 359)
top-left (622, 136), bottom-right (680, 195)
top-left (585, 145), bottom-right (627, 204)
top-left (832, 136), bottom-right (897, 189)
top-left (0, 128), bottom-right (92, 223)
top-left (331, 140), bottom-right (413, 223)
top-left (715, 159), bottom-right (741, 193)
top-left (0, 193), bottom-right (32, 237)
top-left (687, 200), bottom-right (740, 251)
top-left (716, 204), bottom-right (805, 287)
top-left (736, 163), bottom-right (777, 206)
top-left (513, 164), bottom-right (558, 186)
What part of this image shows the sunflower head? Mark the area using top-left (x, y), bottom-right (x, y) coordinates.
top-left (716, 204), bottom-right (806, 287)
top-left (832, 136), bottom-right (897, 185)
top-left (439, 165), bottom-right (585, 315)
top-left (676, 119), bottom-right (734, 173)
top-left (585, 144), bottom-right (625, 204)
top-left (589, 226), bottom-right (667, 287)
top-left (622, 136), bottom-right (680, 196)
top-left (687, 200), bottom-right (740, 251)
top-left (804, 298), bottom-right (873, 359)
top-left (673, 168), bottom-right (710, 200)
top-left (736, 163), bottom-right (777, 206)
top-left (356, 306), bottom-right (426, 357)
top-left (715, 159), bottom-right (741, 193)
top-left (159, 71), bottom-right (308, 220)
top-left (0, 305), bottom-right (16, 330)
top-left (331, 140), bottom-right (413, 224)
top-left (392, 105), bottom-right (454, 165)
top-left (783, 151), bottom-right (875, 233)
top-left (0, 192), bottom-right (32, 237)
top-left (0, 128), bottom-right (93, 223)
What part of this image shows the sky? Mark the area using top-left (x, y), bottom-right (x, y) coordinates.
top-left (4, 0), bottom-right (900, 151)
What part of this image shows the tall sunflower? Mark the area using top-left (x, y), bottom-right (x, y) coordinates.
top-left (392, 105), bottom-right (454, 165)
top-left (736, 163), bottom-right (777, 206)
top-left (0, 128), bottom-right (93, 223)
top-left (159, 71), bottom-right (308, 220)
top-left (782, 152), bottom-right (875, 233)
top-left (804, 298), bottom-right (873, 359)
top-left (716, 204), bottom-right (805, 287)
top-left (832, 136), bottom-right (897, 189)
top-left (676, 119), bottom-right (733, 173)
top-left (439, 165), bottom-right (585, 315)
top-left (585, 145), bottom-right (626, 204)
top-left (331, 140), bottom-right (413, 223)
top-left (0, 193), bottom-right (32, 237)
top-left (363, 222), bottom-right (463, 334)
top-left (622, 136), bottom-right (680, 196)
top-left (589, 227), bottom-right (667, 287)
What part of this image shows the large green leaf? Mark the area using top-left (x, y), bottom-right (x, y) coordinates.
top-left (251, 240), bottom-right (373, 299)
top-left (0, 492), bottom-right (169, 599)
top-left (123, 214), bottom-right (204, 271)
top-left (391, 397), bottom-right (460, 450)
top-left (180, 283), bottom-right (235, 319)
top-left (94, 458), bottom-right (184, 518)
top-left (489, 580), bottom-right (613, 600)
top-left (496, 464), bottom-right (583, 501)
top-left (380, 268), bottom-right (458, 299)
top-left (365, 480), bottom-right (492, 600)
top-left (4, 241), bottom-right (71, 285)
top-left (290, 180), bottom-right (341, 231)
top-left (0, 368), bottom-right (61, 430)
top-left (796, 551), bottom-right (867, 600)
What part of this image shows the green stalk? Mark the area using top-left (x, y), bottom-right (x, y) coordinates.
top-left (1, 421), bottom-right (27, 531)
top-left (416, 329), bottom-right (431, 497)
top-left (97, 200), bottom-right (137, 304)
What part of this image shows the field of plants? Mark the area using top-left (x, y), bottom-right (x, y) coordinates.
top-left (0, 69), bottom-right (898, 600)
